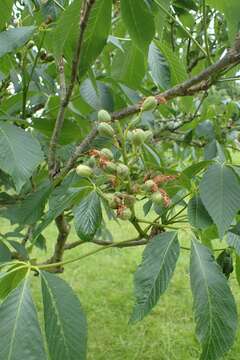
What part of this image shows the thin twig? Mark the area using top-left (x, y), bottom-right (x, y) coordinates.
top-left (48, 0), bottom-right (96, 175)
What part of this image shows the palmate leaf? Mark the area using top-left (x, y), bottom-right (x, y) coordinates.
top-left (0, 276), bottom-right (46, 360)
top-left (130, 231), bottom-right (180, 323)
top-left (0, 26), bottom-right (35, 58)
top-left (199, 163), bottom-right (240, 238)
top-left (0, 123), bottom-right (43, 192)
top-left (74, 191), bottom-right (102, 241)
top-left (190, 240), bottom-right (237, 360)
top-left (120, 0), bottom-right (155, 53)
top-left (41, 271), bottom-right (87, 360)
top-left (0, 264), bottom-right (28, 300)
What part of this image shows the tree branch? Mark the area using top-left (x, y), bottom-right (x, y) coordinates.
top-left (55, 37), bottom-right (240, 182)
top-left (48, 0), bottom-right (96, 176)
top-left (64, 237), bottom-right (148, 250)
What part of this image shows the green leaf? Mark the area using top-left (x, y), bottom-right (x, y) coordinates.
top-left (41, 271), bottom-right (87, 360)
top-left (0, 0), bottom-right (14, 28)
top-left (188, 195), bottom-right (213, 229)
top-left (32, 177), bottom-right (91, 243)
top-left (199, 163), bottom-right (240, 238)
top-left (235, 254), bottom-right (240, 287)
top-left (154, 40), bottom-right (191, 110)
top-left (0, 277), bottom-right (46, 359)
top-left (206, 0), bottom-right (240, 43)
top-left (112, 43), bottom-right (146, 89)
top-left (120, 0), bottom-right (155, 52)
top-left (227, 224), bottom-right (240, 255)
top-left (0, 123), bottom-right (44, 192)
top-left (52, 0), bottom-right (83, 59)
top-left (0, 264), bottom-right (28, 300)
top-left (148, 42), bottom-right (170, 89)
top-left (74, 191), bottom-right (102, 241)
top-left (0, 26), bottom-right (35, 58)
top-left (0, 241), bottom-right (12, 262)
top-left (79, 0), bottom-right (112, 77)
top-left (155, 40), bottom-right (188, 86)
top-left (190, 240), bottom-right (238, 360)
top-left (130, 231), bottom-right (180, 323)
top-left (2, 182), bottom-right (52, 225)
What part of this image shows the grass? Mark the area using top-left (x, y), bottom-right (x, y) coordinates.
top-left (1, 213), bottom-right (240, 359)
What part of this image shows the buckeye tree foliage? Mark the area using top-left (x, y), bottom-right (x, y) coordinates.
top-left (0, 0), bottom-right (240, 359)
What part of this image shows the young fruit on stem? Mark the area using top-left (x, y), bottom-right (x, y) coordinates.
top-left (76, 164), bottom-right (93, 177)
top-left (141, 96), bottom-right (158, 112)
top-left (131, 129), bottom-right (146, 146)
top-left (100, 148), bottom-right (113, 160)
top-left (117, 206), bottom-right (132, 220)
top-left (98, 109), bottom-right (112, 123)
top-left (98, 122), bottom-right (115, 137)
top-left (116, 164), bottom-right (129, 178)
top-left (151, 191), bottom-right (164, 206)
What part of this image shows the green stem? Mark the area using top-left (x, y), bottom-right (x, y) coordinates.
top-left (36, 238), bottom-right (144, 270)
top-left (202, 0), bottom-right (212, 64)
top-left (153, 0), bottom-right (208, 58)
top-left (22, 31), bottom-right (46, 119)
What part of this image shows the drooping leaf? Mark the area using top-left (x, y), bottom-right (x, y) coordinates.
top-left (148, 42), bottom-right (171, 89)
top-left (0, 277), bottom-right (46, 359)
top-left (0, 241), bottom-right (12, 262)
top-left (41, 271), bottom-right (87, 360)
top-left (79, 0), bottom-right (113, 77)
top-left (0, 264), bottom-right (28, 300)
top-left (2, 182), bottom-right (52, 225)
top-left (52, 0), bottom-right (83, 59)
top-left (0, 26), bottom-right (35, 58)
top-left (188, 195), bottom-right (213, 229)
top-left (130, 231), bottom-right (180, 323)
top-left (190, 240), bottom-right (237, 360)
top-left (120, 0), bottom-right (155, 52)
top-left (32, 177), bottom-right (91, 243)
top-left (0, 123), bottom-right (44, 192)
top-left (74, 191), bottom-right (102, 241)
top-left (112, 44), bottom-right (146, 89)
top-left (199, 163), bottom-right (240, 238)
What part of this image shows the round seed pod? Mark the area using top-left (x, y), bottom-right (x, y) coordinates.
top-left (76, 164), bottom-right (93, 177)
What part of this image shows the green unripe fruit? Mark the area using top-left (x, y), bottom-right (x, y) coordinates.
top-left (127, 131), bottom-right (133, 141)
top-left (118, 208), bottom-right (132, 220)
top-left (98, 122), bottom-right (114, 137)
top-left (116, 164), bottom-right (129, 178)
top-left (98, 109), bottom-right (112, 123)
top-left (100, 148), bottom-right (113, 160)
top-left (151, 192), bottom-right (164, 205)
top-left (143, 179), bottom-right (155, 192)
top-left (88, 156), bottom-right (97, 168)
top-left (76, 164), bottom-right (93, 177)
top-left (144, 130), bottom-right (153, 141)
top-left (124, 194), bottom-right (135, 207)
top-left (132, 129), bottom-right (146, 146)
top-left (104, 162), bottom-right (117, 174)
top-left (141, 96), bottom-right (158, 112)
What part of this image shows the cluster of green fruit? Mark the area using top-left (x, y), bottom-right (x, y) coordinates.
top-left (75, 96), bottom-right (172, 220)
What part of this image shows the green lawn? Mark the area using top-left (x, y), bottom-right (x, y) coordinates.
top-left (1, 216), bottom-right (240, 359)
